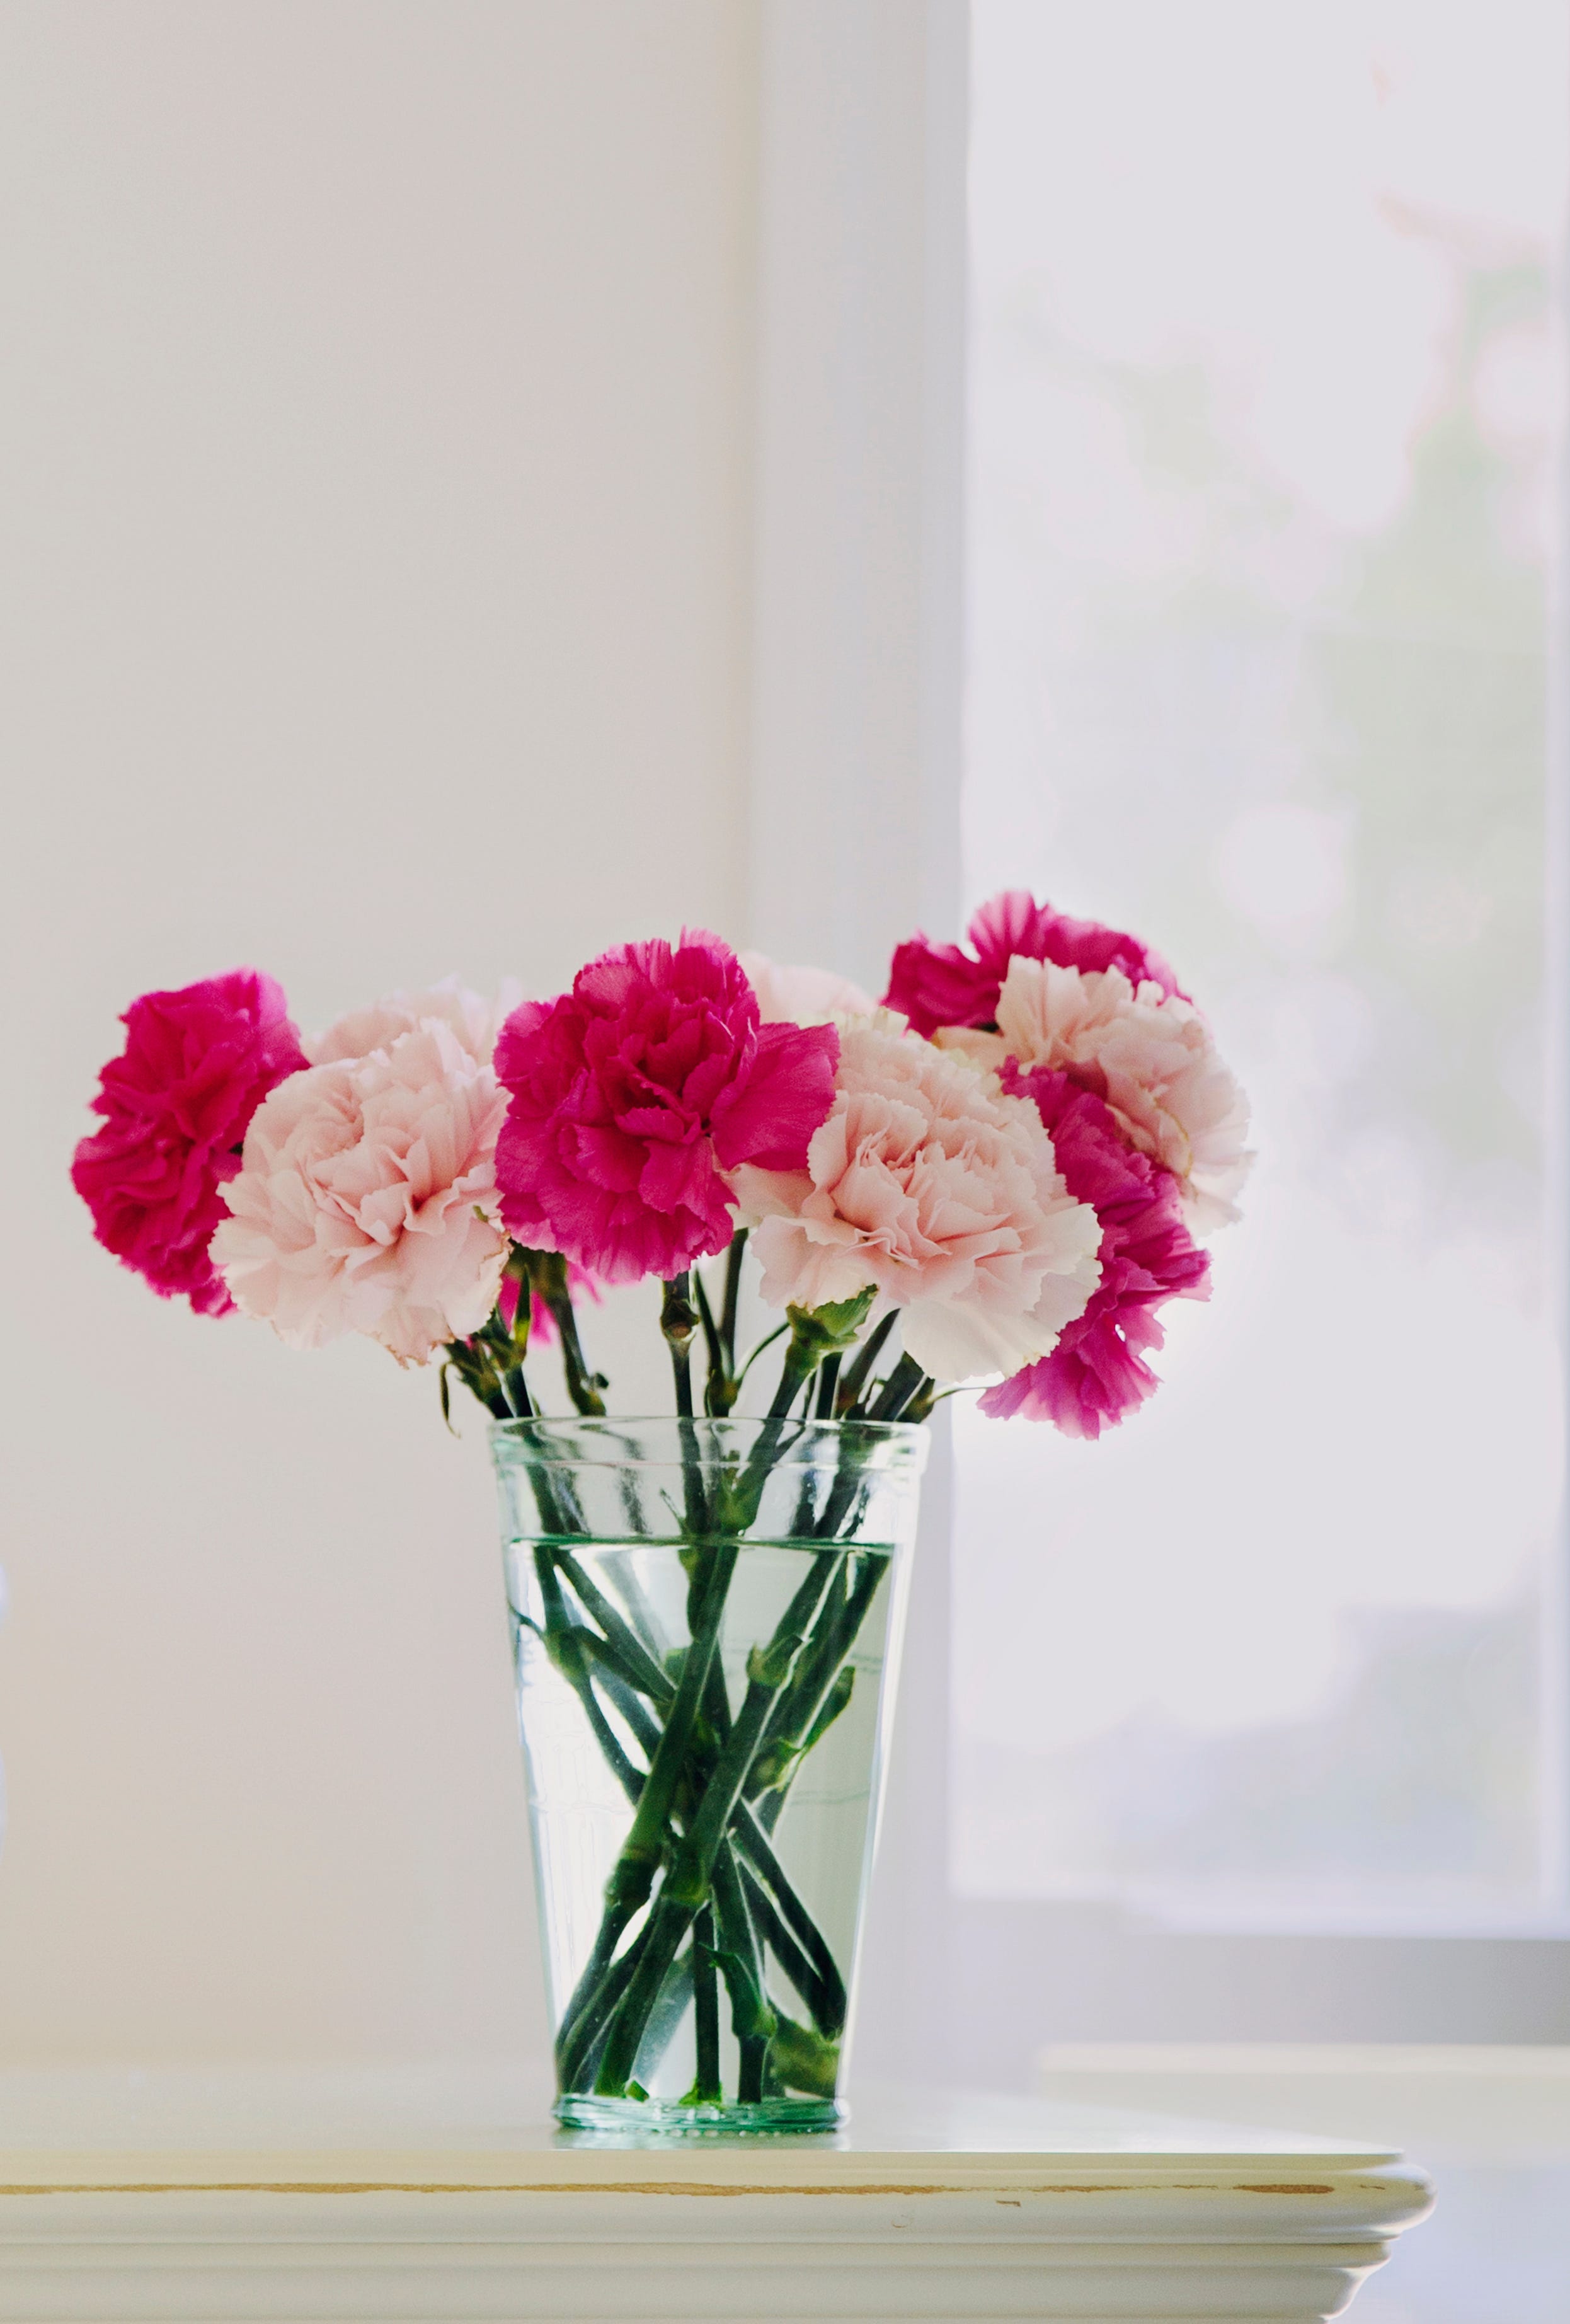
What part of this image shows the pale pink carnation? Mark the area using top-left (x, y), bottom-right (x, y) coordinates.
top-left (991, 958), bottom-right (1253, 1232)
top-left (211, 1020), bottom-right (508, 1364)
top-left (310, 975), bottom-right (520, 1069)
top-left (731, 1016), bottom-right (1102, 1383)
top-left (738, 951), bottom-right (876, 1027)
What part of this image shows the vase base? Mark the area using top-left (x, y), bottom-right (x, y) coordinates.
top-left (554, 2093), bottom-right (843, 2139)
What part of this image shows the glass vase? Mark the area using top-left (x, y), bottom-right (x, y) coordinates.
top-left (492, 1415), bottom-right (927, 2137)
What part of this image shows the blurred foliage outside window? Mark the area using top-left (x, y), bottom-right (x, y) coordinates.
top-left (958, 0), bottom-right (1569, 1924)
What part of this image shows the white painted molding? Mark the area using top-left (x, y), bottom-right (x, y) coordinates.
top-left (0, 2188), bottom-right (1435, 2324)
top-left (0, 2069), bottom-right (1431, 2323)
top-left (747, 0), bottom-right (968, 993)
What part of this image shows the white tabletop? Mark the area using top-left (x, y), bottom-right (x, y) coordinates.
top-left (1036, 2044), bottom-right (1570, 2324)
top-left (0, 2066), bottom-right (1433, 2322)
top-left (0, 2061), bottom-right (1407, 2180)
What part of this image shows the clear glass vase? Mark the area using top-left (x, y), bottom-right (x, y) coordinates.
top-left (493, 1415), bottom-right (927, 2137)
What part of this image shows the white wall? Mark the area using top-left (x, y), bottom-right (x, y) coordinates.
top-left (0, 0), bottom-right (760, 2061)
top-left (743, 0), bottom-right (970, 2088)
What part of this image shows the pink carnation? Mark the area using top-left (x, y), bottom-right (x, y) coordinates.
top-left (494, 933), bottom-right (839, 1285)
top-left (738, 950), bottom-right (876, 1026)
top-left (312, 974), bottom-right (580, 1341)
top-left (310, 976), bottom-right (518, 1069)
top-left (210, 1021), bottom-right (508, 1364)
top-left (733, 1017), bottom-right (1102, 1383)
top-left (979, 1067), bottom-right (1210, 1437)
top-left (993, 957), bottom-right (1252, 1231)
top-left (884, 889), bottom-right (1183, 1037)
top-left (72, 970), bottom-right (307, 1316)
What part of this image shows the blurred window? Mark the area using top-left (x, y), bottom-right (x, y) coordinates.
top-left (958, 0), bottom-right (1570, 1926)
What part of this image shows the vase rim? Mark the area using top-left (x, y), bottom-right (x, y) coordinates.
top-left (489, 1413), bottom-right (929, 1471)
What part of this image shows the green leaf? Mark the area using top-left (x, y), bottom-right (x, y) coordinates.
top-left (784, 1286), bottom-right (878, 1364)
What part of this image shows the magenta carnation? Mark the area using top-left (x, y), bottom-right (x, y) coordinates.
top-left (494, 933), bottom-right (840, 1284)
top-left (72, 970), bottom-right (307, 1316)
top-left (885, 889), bottom-right (1183, 1037)
top-left (978, 1066), bottom-right (1210, 1437)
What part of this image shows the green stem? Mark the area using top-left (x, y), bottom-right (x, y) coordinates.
top-left (835, 1312), bottom-right (895, 1415)
top-left (692, 1267), bottom-right (735, 1418)
top-left (633, 1943), bottom-right (697, 2092)
top-left (593, 1548), bottom-right (830, 2095)
top-left (599, 1541), bottom-right (738, 1921)
top-left (788, 1464), bottom-right (820, 1539)
top-left (677, 1415), bottom-right (711, 1540)
top-left (733, 1321), bottom-right (789, 1392)
top-left (581, 1649), bottom-right (665, 1764)
top-left (814, 1352), bottom-right (842, 1420)
top-left (532, 1541), bottom-right (573, 1637)
top-left (769, 2010), bottom-right (841, 2098)
top-left (719, 1229), bottom-right (747, 1375)
top-left (554, 1553), bottom-right (676, 1706)
top-left (732, 1805), bottom-right (847, 2036)
top-left (602, 1553), bottom-right (667, 1658)
top-left (593, 1893), bottom-right (692, 2095)
top-left (519, 1452), bottom-right (577, 1541)
top-left (690, 1906), bottom-right (721, 2103)
top-left (530, 1555), bottom-right (648, 1808)
top-left (569, 1652), bottom-right (645, 1802)
top-left (663, 1553), bottom-right (835, 1909)
top-left (702, 1653), bottom-right (733, 1744)
top-left (738, 1855), bottom-right (839, 2039)
top-left (662, 1275), bottom-right (697, 1418)
top-left (813, 1453), bottom-right (866, 1543)
top-left (868, 1350), bottom-right (929, 1421)
top-left (530, 1252), bottom-right (607, 1417)
top-left (557, 1910), bottom-right (648, 2090)
top-left (767, 1346), bottom-right (814, 1419)
top-left (723, 1404), bottom-right (807, 1536)
top-left (754, 1553), bottom-right (887, 1827)
top-left (441, 1333), bottom-right (513, 1419)
top-left (710, 1838), bottom-right (774, 2101)
top-left (546, 1368), bottom-right (901, 2107)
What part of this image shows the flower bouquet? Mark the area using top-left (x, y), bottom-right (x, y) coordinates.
top-left (74, 897), bottom-right (1249, 2133)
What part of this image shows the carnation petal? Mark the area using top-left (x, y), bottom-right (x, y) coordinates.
top-left (494, 935), bottom-right (831, 1283)
top-left (883, 889), bottom-right (1184, 1035)
top-left (73, 969), bottom-right (307, 1316)
top-left (979, 1066), bottom-right (1213, 1432)
top-left (735, 1016), bottom-right (1103, 1383)
top-left (212, 1029), bottom-right (509, 1362)
top-left (995, 958), bottom-right (1253, 1236)
top-left (709, 1021), bottom-right (839, 1170)
top-left (738, 952), bottom-right (877, 1026)
top-left (311, 977), bottom-right (511, 1070)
